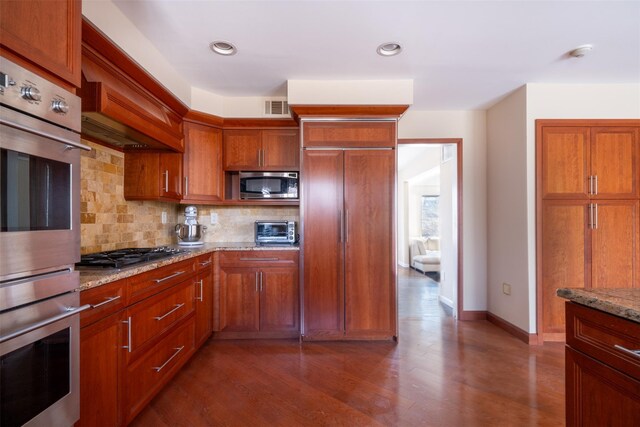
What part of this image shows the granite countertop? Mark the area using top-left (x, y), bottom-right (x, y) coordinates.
top-left (557, 288), bottom-right (640, 323)
top-left (78, 242), bottom-right (299, 291)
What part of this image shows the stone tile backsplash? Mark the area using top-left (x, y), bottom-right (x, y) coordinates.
top-left (80, 140), bottom-right (299, 253)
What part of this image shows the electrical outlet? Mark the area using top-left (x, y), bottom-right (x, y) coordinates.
top-left (210, 213), bottom-right (218, 224)
top-left (161, 211), bottom-right (167, 224)
top-left (502, 282), bottom-right (511, 295)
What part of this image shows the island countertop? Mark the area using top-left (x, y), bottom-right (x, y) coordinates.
top-left (78, 242), bottom-right (299, 291)
top-left (557, 287), bottom-right (640, 324)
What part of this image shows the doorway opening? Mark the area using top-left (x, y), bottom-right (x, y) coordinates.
top-left (397, 139), bottom-right (462, 322)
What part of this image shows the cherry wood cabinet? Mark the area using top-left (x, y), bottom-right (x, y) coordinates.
top-left (537, 120), bottom-right (640, 342)
top-left (0, 0), bottom-right (81, 89)
top-left (182, 121), bottom-right (223, 203)
top-left (215, 250), bottom-right (299, 338)
top-left (124, 152), bottom-right (183, 202)
top-left (194, 254), bottom-right (214, 347)
top-left (565, 302), bottom-right (640, 425)
top-left (223, 129), bottom-right (299, 171)
top-left (302, 121), bottom-right (396, 148)
top-left (303, 146), bottom-right (396, 341)
top-left (540, 126), bottom-right (639, 200)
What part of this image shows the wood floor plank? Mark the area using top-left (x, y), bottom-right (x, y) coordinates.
top-left (131, 268), bottom-right (565, 426)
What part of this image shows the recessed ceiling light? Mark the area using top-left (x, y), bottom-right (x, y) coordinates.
top-left (377, 42), bottom-right (402, 57)
top-left (209, 41), bottom-right (237, 56)
top-left (569, 44), bottom-right (593, 58)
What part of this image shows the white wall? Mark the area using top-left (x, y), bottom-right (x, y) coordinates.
top-left (486, 86), bottom-right (529, 332)
top-left (288, 80), bottom-right (413, 105)
top-left (398, 110), bottom-right (487, 312)
top-left (82, 1), bottom-right (192, 105)
top-left (487, 83), bottom-right (640, 333)
top-left (439, 149), bottom-right (457, 308)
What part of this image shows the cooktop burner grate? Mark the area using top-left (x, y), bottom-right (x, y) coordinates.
top-left (76, 247), bottom-right (185, 269)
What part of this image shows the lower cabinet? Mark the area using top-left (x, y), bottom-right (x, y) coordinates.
top-left (215, 250), bottom-right (299, 338)
top-left (78, 254), bottom-right (214, 426)
top-left (565, 302), bottom-right (640, 425)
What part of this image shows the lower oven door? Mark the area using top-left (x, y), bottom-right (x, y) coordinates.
top-left (0, 291), bottom-right (89, 427)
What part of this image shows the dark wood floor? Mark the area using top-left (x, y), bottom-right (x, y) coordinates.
top-left (131, 267), bottom-right (565, 426)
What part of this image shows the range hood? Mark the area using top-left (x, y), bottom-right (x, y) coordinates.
top-left (80, 29), bottom-right (184, 152)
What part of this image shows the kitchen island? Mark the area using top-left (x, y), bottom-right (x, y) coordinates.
top-left (557, 287), bottom-right (640, 424)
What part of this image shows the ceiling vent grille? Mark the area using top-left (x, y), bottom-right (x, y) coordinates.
top-left (264, 100), bottom-right (290, 116)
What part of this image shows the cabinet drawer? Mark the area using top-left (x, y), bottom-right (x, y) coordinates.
top-left (125, 319), bottom-right (195, 423)
top-left (218, 250), bottom-right (299, 267)
top-left (128, 280), bottom-right (195, 353)
top-left (196, 253), bottom-right (213, 271)
top-left (566, 302), bottom-right (640, 381)
top-left (80, 279), bottom-right (127, 327)
top-left (129, 258), bottom-right (196, 303)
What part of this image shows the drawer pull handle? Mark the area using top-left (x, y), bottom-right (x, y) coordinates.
top-left (154, 303), bottom-right (185, 321)
top-left (614, 344), bottom-right (640, 359)
top-left (199, 261), bottom-right (212, 267)
top-left (239, 258), bottom-right (279, 261)
top-left (153, 346), bottom-right (185, 372)
top-left (153, 271), bottom-right (185, 283)
top-left (91, 295), bottom-right (121, 308)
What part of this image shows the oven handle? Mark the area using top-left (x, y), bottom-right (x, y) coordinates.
top-left (0, 304), bottom-right (91, 344)
top-left (1, 116), bottom-right (91, 151)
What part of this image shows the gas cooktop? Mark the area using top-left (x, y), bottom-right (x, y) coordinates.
top-left (76, 247), bottom-right (185, 269)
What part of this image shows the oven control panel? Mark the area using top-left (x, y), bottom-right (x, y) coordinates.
top-left (0, 56), bottom-right (80, 132)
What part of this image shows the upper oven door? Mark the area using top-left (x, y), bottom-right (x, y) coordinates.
top-left (0, 106), bottom-right (86, 279)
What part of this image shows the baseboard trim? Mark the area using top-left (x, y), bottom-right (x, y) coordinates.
top-left (398, 262), bottom-right (410, 268)
top-left (487, 312), bottom-right (540, 345)
top-left (439, 295), bottom-right (454, 308)
top-left (458, 310), bottom-right (487, 321)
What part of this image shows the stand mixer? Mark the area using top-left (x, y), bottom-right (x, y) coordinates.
top-left (175, 206), bottom-right (206, 246)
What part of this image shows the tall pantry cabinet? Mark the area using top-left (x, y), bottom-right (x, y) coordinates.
top-left (537, 121), bottom-right (640, 341)
top-left (299, 118), bottom-right (399, 341)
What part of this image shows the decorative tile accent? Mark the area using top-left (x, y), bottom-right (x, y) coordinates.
top-left (80, 141), bottom-right (177, 254)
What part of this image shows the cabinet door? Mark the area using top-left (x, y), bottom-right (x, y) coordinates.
top-left (302, 150), bottom-right (345, 338)
top-left (540, 127), bottom-right (590, 199)
top-left (591, 200), bottom-right (640, 289)
top-left (262, 130), bottom-right (300, 170)
top-left (78, 311), bottom-right (125, 427)
top-left (541, 200), bottom-right (590, 338)
top-left (344, 150), bottom-right (396, 338)
top-left (0, 0), bottom-right (81, 88)
top-left (160, 153), bottom-right (182, 200)
top-left (218, 267), bottom-right (260, 332)
top-left (260, 267), bottom-right (299, 332)
top-left (566, 347), bottom-right (640, 426)
top-left (194, 260), bottom-right (214, 347)
top-left (223, 130), bottom-right (261, 170)
top-left (183, 122), bottom-right (223, 202)
top-left (590, 127), bottom-right (639, 199)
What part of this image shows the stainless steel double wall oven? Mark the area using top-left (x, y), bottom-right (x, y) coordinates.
top-left (0, 57), bottom-right (90, 427)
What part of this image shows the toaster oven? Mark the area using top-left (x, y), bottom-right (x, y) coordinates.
top-left (255, 221), bottom-right (297, 245)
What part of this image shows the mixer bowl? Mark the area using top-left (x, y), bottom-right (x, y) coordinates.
top-left (175, 224), bottom-right (207, 242)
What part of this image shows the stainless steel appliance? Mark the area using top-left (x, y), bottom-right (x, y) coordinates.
top-left (255, 220), bottom-right (297, 245)
top-left (75, 246), bottom-right (185, 269)
top-left (175, 205), bottom-right (206, 246)
top-left (239, 171), bottom-right (298, 199)
top-left (0, 57), bottom-right (90, 426)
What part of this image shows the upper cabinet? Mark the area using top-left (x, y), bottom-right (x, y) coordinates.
top-left (124, 152), bottom-right (183, 202)
top-left (539, 124), bottom-right (639, 200)
top-left (182, 119), bottom-right (224, 203)
top-left (0, 0), bottom-right (82, 89)
top-left (224, 129), bottom-right (299, 171)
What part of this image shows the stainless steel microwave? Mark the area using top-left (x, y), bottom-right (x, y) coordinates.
top-left (239, 172), bottom-right (298, 199)
top-left (255, 221), bottom-right (297, 245)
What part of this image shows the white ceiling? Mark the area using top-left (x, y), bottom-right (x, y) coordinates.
top-left (112, 0), bottom-right (640, 110)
